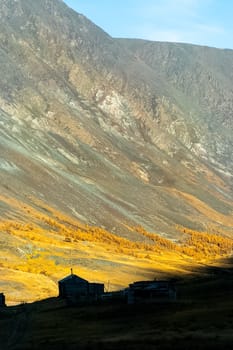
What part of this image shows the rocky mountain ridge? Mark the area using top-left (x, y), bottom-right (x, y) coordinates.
top-left (0, 0), bottom-right (232, 239)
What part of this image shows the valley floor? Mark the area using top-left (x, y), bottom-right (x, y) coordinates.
top-left (1, 267), bottom-right (233, 350)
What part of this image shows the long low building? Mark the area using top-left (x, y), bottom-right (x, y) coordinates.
top-left (127, 280), bottom-right (176, 304)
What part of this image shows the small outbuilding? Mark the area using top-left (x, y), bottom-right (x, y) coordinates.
top-left (0, 293), bottom-right (6, 307)
top-left (89, 283), bottom-right (105, 301)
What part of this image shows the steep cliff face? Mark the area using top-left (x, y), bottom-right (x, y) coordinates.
top-left (0, 0), bottom-right (232, 239)
top-left (118, 39), bottom-right (233, 171)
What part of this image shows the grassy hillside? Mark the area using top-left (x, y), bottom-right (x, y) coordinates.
top-left (0, 197), bottom-right (233, 304)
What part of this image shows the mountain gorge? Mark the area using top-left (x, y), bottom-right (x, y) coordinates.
top-left (0, 0), bottom-right (233, 302)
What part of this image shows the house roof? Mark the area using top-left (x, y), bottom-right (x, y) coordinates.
top-left (129, 280), bottom-right (174, 290)
top-left (59, 274), bottom-right (88, 284)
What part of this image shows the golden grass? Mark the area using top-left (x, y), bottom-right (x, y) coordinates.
top-left (0, 204), bottom-right (233, 305)
top-left (0, 194), bottom-right (232, 304)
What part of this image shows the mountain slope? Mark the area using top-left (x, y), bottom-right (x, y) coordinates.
top-left (0, 0), bottom-right (232, 240)
top-left (0, 0), bottom-right (233, 303)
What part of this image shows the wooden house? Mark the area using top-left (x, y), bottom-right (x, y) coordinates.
top-left (127, 280), bottom-right (176, 304)
top-left (58, 272), bottom-right (104, 304)
top-left (59, 274), bottom-right (89, 300)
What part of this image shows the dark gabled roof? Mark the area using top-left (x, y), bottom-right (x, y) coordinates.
top-left (59, 274), bottom-right (88, 284)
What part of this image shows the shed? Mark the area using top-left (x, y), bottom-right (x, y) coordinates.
top-left (89, 283), bottom-right (104, 300)
top-left (0, 293), bottom-right (6, 307)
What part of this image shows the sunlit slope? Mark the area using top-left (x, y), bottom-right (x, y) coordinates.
top-left (0, 199), bottom-right (233, 304)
